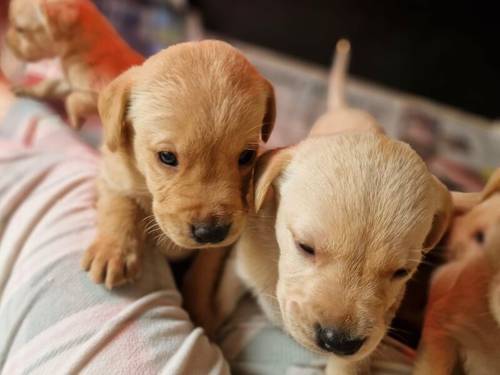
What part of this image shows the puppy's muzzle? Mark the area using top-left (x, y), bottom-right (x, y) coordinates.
top-left (315, 324), bottom-right (366, 356)
top-left (191, 221), bottom-right (231, 244)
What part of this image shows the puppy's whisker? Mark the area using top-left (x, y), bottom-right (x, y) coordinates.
top-left (259, 292), bottom-right (279, 301)
top-left (250, 214), bottom-right (276, 219)
top-left (387, 325), bottom-right (412, 335)
top-left (242, 123), bottom-right (269, 136)
top-left (147, 227), bottom-right (163, 236)
top-left (142, 214), bottom-right (155, 222)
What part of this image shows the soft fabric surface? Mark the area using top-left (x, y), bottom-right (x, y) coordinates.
top-left (0, 99), bottom-right (227, 374)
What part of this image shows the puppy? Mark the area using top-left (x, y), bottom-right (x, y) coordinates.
top-left (81, 40), bottom-right (276, 289)
top-left (414, 169), bottom-right (500, 375)
top-left (4, 0), bottom-right (144, 128)
top-left (308, 40), bottom-right (383, 138)
top-left (447, 169), bottom-right (500, 260)
top-left (184, 41), bottom-right (451, 374)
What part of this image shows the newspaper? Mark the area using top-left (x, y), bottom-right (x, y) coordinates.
top-left (234, 41), bottom-right (500, 192)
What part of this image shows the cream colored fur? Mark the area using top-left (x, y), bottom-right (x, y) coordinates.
top-left (183, 40), bottom-right (452, 374)
top-left (5, 0), bottom-right (144, 128)
top-left (81, 40), bottom-right (276, 289)
top-left (414, 169), bottom-right (500, 375)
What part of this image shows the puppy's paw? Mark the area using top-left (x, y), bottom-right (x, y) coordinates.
top-left (11, 84), bottom-right (32, 97)
top-left (68, 111), bottom-right (84, 130)
top-left (81, 236), bottom-right (142, 289)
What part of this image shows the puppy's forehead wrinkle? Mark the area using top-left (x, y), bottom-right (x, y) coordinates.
top-left (284, 134), bottom-right (434, 249)
top-left (132, 82), bottom-right (261, 148)
top-left (131, 41), bottom-right (266, 142)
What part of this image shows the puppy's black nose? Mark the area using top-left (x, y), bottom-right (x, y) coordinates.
top-left (191, 223), bottom-right (231, 244)
top-left (315, 325), bottom-right (366, 356)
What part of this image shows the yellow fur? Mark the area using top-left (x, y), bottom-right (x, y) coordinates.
top-left (81, 40), bottom-right (275, 289)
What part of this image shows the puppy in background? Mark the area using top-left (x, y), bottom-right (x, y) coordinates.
top-left (414, 169), bottom-right (500, 375)
top-left (4, 0), bottom-right (144, 128)
top-left (184, 40), bottom-right (451, 374)
top-left (82, 40), bottom-right (276, 289)
top-left (309, 40), bottom-right (383, 137)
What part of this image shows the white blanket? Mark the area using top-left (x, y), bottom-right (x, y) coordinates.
top-left (0, 99), bottom-right (228, 374)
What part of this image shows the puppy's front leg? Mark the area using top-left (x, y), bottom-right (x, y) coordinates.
top-left (413, 330), bottom-right (457, 375)
top-left (183, 248), bottom-right (245, 338)
top-left (65, 91), bottom-right (97, 129)
top-left (13, 79), bottom-right (71, 100)
top-left (326, 357), bottom-right (370, 375)
top-left (81, 181), bottom-right (145, 289)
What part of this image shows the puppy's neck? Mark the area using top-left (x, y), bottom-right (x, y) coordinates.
top-left (236, 189), bottom-right (282, 323)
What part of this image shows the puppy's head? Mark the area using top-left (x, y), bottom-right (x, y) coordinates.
top-left (99, 40), bottom-right (275, 249)
top-left (254, 134), bottom-right (451, 361)
top-left (5, 0), bottom-right (82, 61)
top-left (448, 169), bottom-right (500, 260)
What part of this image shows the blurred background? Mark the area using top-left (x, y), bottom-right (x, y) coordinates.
top-left (194, 0), bottom-right (500, 119)
top-left (90, 0), bottom-right (500, 119)
top-left (1, 0), bottom-right (499, 191)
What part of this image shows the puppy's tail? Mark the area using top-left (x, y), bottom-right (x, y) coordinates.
top-left (327, 39), bottom-right (351, 110)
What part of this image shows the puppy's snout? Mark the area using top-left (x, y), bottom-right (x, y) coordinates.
top-left (315, 324), bottom-right (366, 356)
top-left (191, 221), bottom-right (231, 244)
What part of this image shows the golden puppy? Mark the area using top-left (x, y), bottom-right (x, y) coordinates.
top-left (414, 169), bottom-right (500, 375)
top-left (184, 41), bottom-right (451, 374)
top-left (4, 0), bottom-right (144, 128)
top-left (81, 40), bottom-right (276, 289)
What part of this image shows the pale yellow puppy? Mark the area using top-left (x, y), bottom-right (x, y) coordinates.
top-left (5, 0), bottom-right (144, 128)
top-left (81, 40), bottom-right (276, 289)
top-left (309, 39), bottom-right (383, 138)
top-left (414, 169), bottom-right (500, 375)
top-left (184, 41), bottom-right (451, 375)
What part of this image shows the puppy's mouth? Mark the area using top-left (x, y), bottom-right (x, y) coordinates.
top-left (280, 298), bottom-right (386, 361)
top-left (287, 320), bottom-right (385, 361)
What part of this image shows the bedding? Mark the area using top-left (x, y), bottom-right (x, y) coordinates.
top-left (0, 99), bottom-right (228, 374)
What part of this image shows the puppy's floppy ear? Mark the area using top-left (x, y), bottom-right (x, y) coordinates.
top-left (254, 147), bottom-right (294, 212)
top-left (451, 191), bottom-right (481, 215)
top-left (39, 0), bottom-right (80, 38)
top-left (422, 176), bottom-right (453, 252)
top-left (482, 168), bottom-right (500, 201)
top-left (261, 80), bottom-right (276, 143)
top-left (99, 66), bottom-right (140, 152)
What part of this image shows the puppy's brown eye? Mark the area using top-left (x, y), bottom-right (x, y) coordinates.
top-left (298, 243), bottom-right (315, 256)
top-left (474, 230), bottom-right (484, 245)
top-left (158, 151), bottom-right (178, 167)
top-left (392, 268), bottom-right (410, 280)
top-left (238, 149), bottom-right (256, 166)
top-left (15, 26), bottom-right (26, 33)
